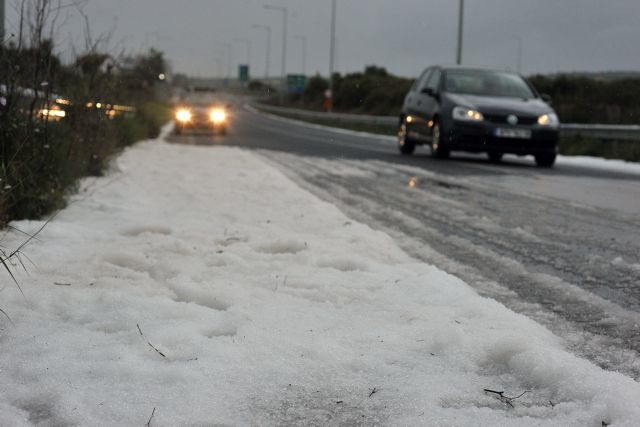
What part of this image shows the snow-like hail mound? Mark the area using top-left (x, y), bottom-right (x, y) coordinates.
top-left (1, 127), bottom-right (639, 426)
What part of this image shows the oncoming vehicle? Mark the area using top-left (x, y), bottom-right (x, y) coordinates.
top-left (174, 103), bottom-right (229, 135)
top-left (398, 66), bottom-right (560, 167)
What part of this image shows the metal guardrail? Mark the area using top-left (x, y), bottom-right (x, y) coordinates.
top-left (559, 124), bottom-right (640, 141)
top-left (255, 103), bottom-right (397, 126)
top-left (254, 103), bottom-right (640, 141)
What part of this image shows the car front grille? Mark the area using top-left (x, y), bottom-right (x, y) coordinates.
top-left (484, 113), bottom-right (538, 125)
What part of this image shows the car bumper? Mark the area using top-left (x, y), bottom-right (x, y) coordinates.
top-left (447, 123), bottom-right (559, 155)
top-left (175, 120), bottom-right (226, 132)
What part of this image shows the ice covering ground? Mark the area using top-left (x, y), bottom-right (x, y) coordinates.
top-left (1, 127), bottom-right (639, 426)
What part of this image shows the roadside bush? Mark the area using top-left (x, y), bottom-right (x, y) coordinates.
top-left (286, 66), bottom-right (412, 115)
top-left (529, 74), bottom-right (640, 124)
top-left (560, 136), bottom-right (640, 162)
top-left (1, 37), bottom-right (169, 228)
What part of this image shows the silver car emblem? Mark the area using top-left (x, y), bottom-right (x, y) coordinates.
top-left (507, 115), bottom-right (519, 125)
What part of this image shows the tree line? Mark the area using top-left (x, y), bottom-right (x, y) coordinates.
top-left (280, 66), bottom-right (640, 125)
top-left (0, 0), bottom-right (169, 228)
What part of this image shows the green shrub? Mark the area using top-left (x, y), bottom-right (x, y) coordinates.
top-left (560, 136), bottom-right (640, 162)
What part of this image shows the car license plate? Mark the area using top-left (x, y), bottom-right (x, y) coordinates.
top-left (494, 128), bottom-right (532, 139)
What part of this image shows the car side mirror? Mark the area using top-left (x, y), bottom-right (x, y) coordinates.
top-left (421, 87), bottom-right (436, 97)
top-left (541, 93), bottom-right (552, 104)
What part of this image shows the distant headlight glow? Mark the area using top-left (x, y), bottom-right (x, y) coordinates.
top-left (176, 109), bottom-right (192, 123)
top-left (210, 109), bottom-right (227, 123)
top-left (40, 108), bottom-right (66, 119)
top-left (452, 106), bottom-right (484, 122)
top-left (538, 113), bottom-right (559, 128)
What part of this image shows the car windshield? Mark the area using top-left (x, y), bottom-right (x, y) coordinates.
top-left (444, 70), bottom-right (536, 99)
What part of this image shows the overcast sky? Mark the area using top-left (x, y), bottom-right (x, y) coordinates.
top-left (5, 0), bottom-right (640, 78)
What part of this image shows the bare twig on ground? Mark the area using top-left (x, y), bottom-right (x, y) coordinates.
top-left (146, 407), bottom-right (156, 427)
top-left (483, 389), bottom-right (530, 408)
top-left (0, 307), bottom-right (13, 324)
top-left (137, 323), bottom-right (166, 358)
top-left (1, 216), bottom-right (57, 325)
top-left (0, 214), bottom-right (56, 298)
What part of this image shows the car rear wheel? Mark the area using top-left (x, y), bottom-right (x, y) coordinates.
top-left (398, 121), bottom-right (416, 155)
top-left (535, 153), bottom-right (556, 167)
top-left (488, 151), bottom-right (504, 163)
top-left (430, 121), bottom-right (450, 159)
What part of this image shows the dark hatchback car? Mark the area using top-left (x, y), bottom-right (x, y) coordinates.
top-left (398, 66), bottom-right (560, 167)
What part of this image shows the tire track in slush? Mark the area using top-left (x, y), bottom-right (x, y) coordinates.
top-left (260, 152), bottom-right (640, 380)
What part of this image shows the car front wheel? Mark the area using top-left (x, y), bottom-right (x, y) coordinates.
top-left (398, 121), bottom-right (416, 155)
top-left (535, 153), bottom-right (556, 167)
top-left (488, 151), bottom-right (504, 163)
top-left (430, 121), bottom-right (450, 159)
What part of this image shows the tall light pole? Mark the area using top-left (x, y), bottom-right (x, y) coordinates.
top-left (329, 0), bottom-right (337, 112)
top-left (294, 35), bottom-right (307, 105)
top-left (213, 57), bottom-right (223, 79)
top-left (293, 35), bottom-right (307, 75)
top-left (265, 4), bottom-right (288, 103)
top-left (456, 0), bottom-right (464, 65)
top-left (234, 38), bottom-right (252, 67)
top-left (516, 36), bottom-right (523, 74)
top-left (253, 24), bottom-right (271, 80)
top-left (0, 0), bottom-right (5, 42)
top-left (224, 42), bottom-right (233, 80)
top-left (234, 38), bottom-right (252, 86)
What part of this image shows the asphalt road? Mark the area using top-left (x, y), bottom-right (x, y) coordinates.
top-left (166, 101), bottom-right (640, 380)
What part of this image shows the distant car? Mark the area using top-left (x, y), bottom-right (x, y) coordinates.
top-left (398, 66), bottom-right (560, 167)
top-left (174, 103), bottom-right (228, 135)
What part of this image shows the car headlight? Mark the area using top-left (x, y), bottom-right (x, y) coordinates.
top-left (176, 109), bottom-right (192, 123)
top-left (210, 109), bottom-right (226, 123)
top-left (538, 113), bottom-right (559, 128)
top-left (452, 106), bottom-right (484, 122)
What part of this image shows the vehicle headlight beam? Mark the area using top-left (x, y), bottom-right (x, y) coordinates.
top-left (210, 109), bottom-right (227, 124)
top-left (176, 109), bottom-right (192, 123)
top-left (452, 106), bottom-right (484, 122)
top-left (538, 113), bottom-right (559, 128)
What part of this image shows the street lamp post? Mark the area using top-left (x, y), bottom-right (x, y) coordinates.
top-left (265, 4), bottom-right (288, 104)
top-left (329, 0), bottom-right (337, 112)
top-left (234, 38), bottom-right (252, 74)
top-left (0, 0), bottom-right (5, 42)
top-left (234, 38), bottom-right (252, 86)
top-left (293, 35), bottom-right (307, 105)
top-left (252, 24), bottom-right (272, 80)
top-left (516, 36), bottom-right (523, 74)
top-left (213, 57), bottom-right (223, 79)
top-left (224, 42), bottom-right (233, 81)
top-left (456, 0), bottom-right (464, 65)
top-left (293, 35), bottom-right (307, 75)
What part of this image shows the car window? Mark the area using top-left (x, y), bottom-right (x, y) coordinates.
top-left (416, 69), bottom-right (433, 92)
top-left (444, 70), bottom-right (535, 98)
top-left (425, 68), bottom-right (442, 92)
top-left (411, 70), bottom-right (428, 91)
